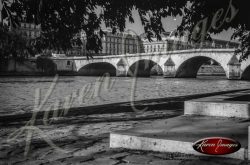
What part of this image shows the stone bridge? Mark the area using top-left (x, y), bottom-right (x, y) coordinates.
top-left (52, 49), bottom-right (250, 80)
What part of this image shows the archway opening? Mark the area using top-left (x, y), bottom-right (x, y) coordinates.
top-left (150, 65), bottom-right (163, 76)
top-left (128, 60), bottom-right (163, 77)
top-left (176, 56), bottom-right (226, 78)
top-left (241, 65), bottom-right (250, 80)
top-left (78, 62), bottom-right (116, 76)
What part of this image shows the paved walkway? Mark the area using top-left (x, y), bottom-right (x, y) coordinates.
top-left (0, 110), bottom-right (249, 165)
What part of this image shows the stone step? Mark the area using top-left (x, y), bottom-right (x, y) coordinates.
top-left (110, 115), bottom-right (249, 160)
top-left (184, 90), bottom-right (250, 118)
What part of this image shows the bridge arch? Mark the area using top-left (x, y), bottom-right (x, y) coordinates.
top-left (241, 65), bottom-right (250, 80)
top-left (77, 62), bottom-right (116, 76)
top-left (127, 59), bottom-right (163, 77)
top-left (175, 56), bottom-right (227, 78)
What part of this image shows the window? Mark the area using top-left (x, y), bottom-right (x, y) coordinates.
top-left (67, 61), bottom-right (71, 66)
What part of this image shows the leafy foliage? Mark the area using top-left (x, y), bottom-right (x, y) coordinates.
top-left (36, 56), bottom-right (56, 75)
top-left (1, 0), bottom-right (250, 60)
top-left (178, 0), bottom-right (250, 61)
top-left (0, 23), bottom-right (34, 63)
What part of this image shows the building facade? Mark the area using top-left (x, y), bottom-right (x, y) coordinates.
top-left (16, 22), bottom-right (84, 57)
top-left (65, 31), bottom-right (87, 56)
top-left (140, 31), bottom-right (239, 53)
top-left (140, 31), bottom-right (189, 53)
top-left (100, 29), bottom-right (141, 55)
top-left (18, 22), bottom-right (41, 39)
top-left (80, 29), bottom-right (142, 56)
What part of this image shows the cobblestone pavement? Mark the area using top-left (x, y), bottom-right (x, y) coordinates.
top-left (0, 110), bottom-right (249, 165)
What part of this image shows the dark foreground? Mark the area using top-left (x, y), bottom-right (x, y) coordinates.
top-left (1, 89), bottom-right (250, 165)
top-left (0, 110), bottom-right (249, 165)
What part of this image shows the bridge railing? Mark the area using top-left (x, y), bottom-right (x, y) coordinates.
top-left (86, 40), bottom-right (239, 56)
top-left (164, 41), bottom-right (238, 51)
top-left (144, 41), bottom-right (239, 54)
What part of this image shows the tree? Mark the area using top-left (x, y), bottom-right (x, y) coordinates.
top-left (178, 0), bottom-right (249, 61)
top-left (1, 0), bottom-right (249, 60)
top-left (1, 0), bottom-right (186, 55)
top-left (36, 56), bottom-right (56, 75)
top-left (0, 0), bottom-right (36, 71)
top-left (0, 22), bottom-right (35, 71)
top-left (0, 0), bottom-right (22, 29)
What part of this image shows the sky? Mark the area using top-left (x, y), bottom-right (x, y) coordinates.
top-left (121, 9), bottom-right (235, 41)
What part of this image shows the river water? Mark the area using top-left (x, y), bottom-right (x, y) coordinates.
top-left (0, 75), bottom-right (249, 115)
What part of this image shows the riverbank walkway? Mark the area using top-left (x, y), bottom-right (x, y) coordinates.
top-left (110, 90), bottom-right (250, 160)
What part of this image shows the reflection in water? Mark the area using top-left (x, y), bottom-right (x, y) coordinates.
top-left (0, 76), bottom-right (249, 115)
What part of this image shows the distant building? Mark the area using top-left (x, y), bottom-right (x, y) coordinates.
top-left (140, 30), bottom-right (239, 53)
top-left (64, 31), bottom-right (86, 57)
top-left (13, 22), bottom-right (85, 57)
top-left (18, 22), bottom-right (41, 39)
top-left (140, 31), bottom-right (189, 53)
top-left (100, 29), bottom-right (141, 55)
top-left (210, 39), bottom-right (239, 48)
top-left (80, 28), bottom-right (142, 56)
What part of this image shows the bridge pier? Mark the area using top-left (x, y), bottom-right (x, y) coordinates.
top-left (116, 65), bottom-right (128, 77)
top-left (163, 57), bottom-right (176, 78)
top-left (227, 55), bottom-right (241, 80)
top-left (116, 59), bottom-right (128, 77)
